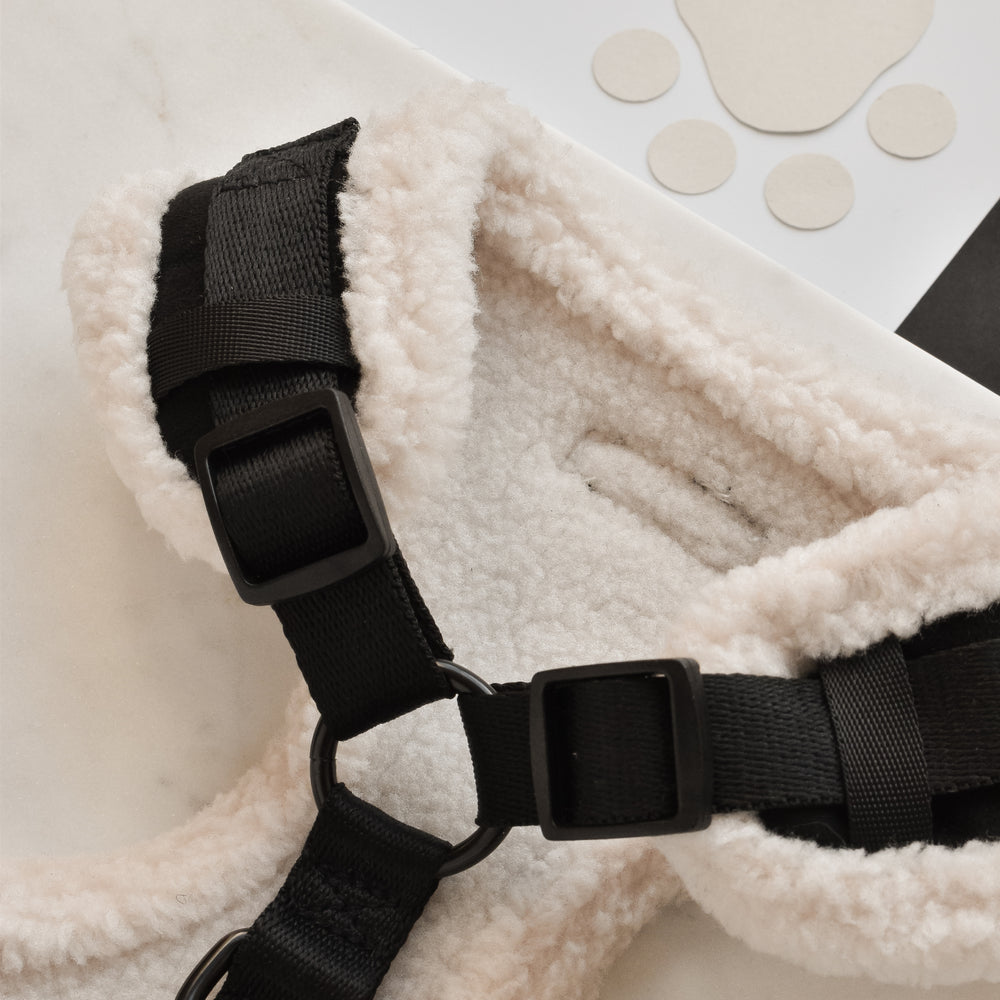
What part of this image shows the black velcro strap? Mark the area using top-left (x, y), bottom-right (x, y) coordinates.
top-left (460, 642), bottom-right (1000, 847)
top-left (821, 638), bottom-right (934, 850)
top-left (215, 785), bottom-right (449, 1000)
top-left (147, 297), bottom-right (354, 401)
top-left (206, 125), bottom-right (355, 300)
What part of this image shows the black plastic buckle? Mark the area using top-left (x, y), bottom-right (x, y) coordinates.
top-left (194, 388), bottom-right (396, 605)
top-left (529, 658), bottom-right (713, 840)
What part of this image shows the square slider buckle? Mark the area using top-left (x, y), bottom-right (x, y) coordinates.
top-left (194, 388), bottom-right (395, 605)
top-left (529, 659), bottom-right (713, 840)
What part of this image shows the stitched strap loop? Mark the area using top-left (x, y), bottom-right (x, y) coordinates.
top-left (820, 638), bottom-right (934, 851)
top-left (214, 786), bottom-right (450, 1000)
top-left (148, 296), bottom-right (355, 401)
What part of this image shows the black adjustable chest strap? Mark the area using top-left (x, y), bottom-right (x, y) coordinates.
top-left (457, 633), bottom-right (1000, 849)
top-left (153, 124), bottom-right (461, 1000)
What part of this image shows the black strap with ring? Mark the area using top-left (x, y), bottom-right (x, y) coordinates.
top-left (150, 121), bottom-right (1000, 1000)
top-left (155, 122), bottom-right (508, 1000)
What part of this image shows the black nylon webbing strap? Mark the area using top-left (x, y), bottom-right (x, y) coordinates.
top-left (151, 120), bottom-right (453, 737)
top-left (205, 366), bottom-right (451, 736)
top-left (461, 676), bottom-right (842, 826)
top-left (153, 122), bottom-right (458, 1000)
top-left (147, 297), bottom-right (354, 401)
top-left (216, 785), bottom-right (450, 1000)
top-left (820, 638), bottom-right (933, 850)
top-left (910, 641), bottom-right (1000, 793)
top-left (459, 641), bottom-right (1000, 847)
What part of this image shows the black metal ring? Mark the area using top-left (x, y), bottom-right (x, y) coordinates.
top-left (309, 659), bottom-right (509, 878)
top-left (177, 663), bottom-right (505, 998)
top-left (175, 928), bottom-right (248, 1000)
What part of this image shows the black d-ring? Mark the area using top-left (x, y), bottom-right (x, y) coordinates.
top-left (175, 928), bottom-right (248, 1000)
top-left (309, 659), bottom-right (509, 878)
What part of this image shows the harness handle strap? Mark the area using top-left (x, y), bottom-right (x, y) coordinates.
top-left (820, 637), bottom-right (934, 850)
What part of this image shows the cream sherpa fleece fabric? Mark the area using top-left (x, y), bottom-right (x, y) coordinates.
top-left (6, 82), bottom-right (1000, 998)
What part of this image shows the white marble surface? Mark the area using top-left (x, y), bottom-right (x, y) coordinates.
top-left (1, 1), bottom-right (998, 998)
top-left (2, 0), bottom-right (457, 860)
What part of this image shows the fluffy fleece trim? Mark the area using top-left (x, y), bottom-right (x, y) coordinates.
top-left (665, 818), bottom-right (1000, 986)
top-left (341, 84), bottom-right (1000, 530)
top-left (0, 684), bottom-right (316, 974)
top-left (50, 78), bottom-right (1000, 991)
top-left (64, 169), bottom-right (225, 573)
top-left (340, 82), bottom-right (1000, 987)
top-left (65, 91), bottom-right (1000, 567)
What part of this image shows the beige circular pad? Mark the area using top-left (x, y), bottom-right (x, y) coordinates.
top-left (764, 154), bottom-right (854, 230)
top-left (592, 29), bottom-right (680, 102)
top-left (648, 120), bottom-right (736, 194)
top-left (868, 84), bottom-right (957, 158)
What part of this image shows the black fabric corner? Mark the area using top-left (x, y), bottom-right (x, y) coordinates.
top-left (896, 199), bottom-right (1000, 397)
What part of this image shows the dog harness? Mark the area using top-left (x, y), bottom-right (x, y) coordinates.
top-left (143, 120), bottom-right (1000, 1000)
